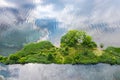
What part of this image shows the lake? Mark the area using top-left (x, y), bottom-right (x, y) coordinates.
top-left (0, 63), bottom-right (120, 80)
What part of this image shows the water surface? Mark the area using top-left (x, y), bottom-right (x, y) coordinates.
top-left (0, 63), bottom-right (120, 80)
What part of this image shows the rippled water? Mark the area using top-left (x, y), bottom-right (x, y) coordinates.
top-left (0, 63), bottom-right (119, 80)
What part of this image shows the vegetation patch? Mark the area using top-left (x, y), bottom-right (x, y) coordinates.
top-left (0, 30), bottom-right (120, 65)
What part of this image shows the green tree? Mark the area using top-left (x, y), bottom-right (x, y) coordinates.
top-left (60, 30), bottom-right (97, 48)
top-left (9, 54), bottom-right (19, 61)
top-left (60, 30), bottom-right (86, 47)
top-left (100, 43), bottom-right (104, 48)
top-left (60, 47), bottom-right (69, 56)
top-left (0, 56), bottom-right (4, 60)
top-left (24, 41), bottom-right (55, 51)
top-left (48, 53), bottom-right (54, 61)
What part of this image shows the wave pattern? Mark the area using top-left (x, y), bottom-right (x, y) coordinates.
top-left (0, 64), bottom-right (120, 80)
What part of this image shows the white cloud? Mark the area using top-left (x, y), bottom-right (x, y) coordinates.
top-left (31, 0), bottom-right (120, 29)
top-left (28, 0), bottom-right (120, 46)
top-left (0, 0), bottom-right (16, 7)
top-left (0, 0), bottom-right (120, 47)
top-left (91, 0), bottom-right (120, 24)
top-left (0, 10), bottom-right (17, 25)
top-left (28, 4), bottom-right (55, 23)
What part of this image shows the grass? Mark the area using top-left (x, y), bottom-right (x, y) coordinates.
top-left (0, 30), bottom-right (120, 65)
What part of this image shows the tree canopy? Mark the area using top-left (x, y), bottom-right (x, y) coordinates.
top-left (60, 30), bottom-right (97, 48)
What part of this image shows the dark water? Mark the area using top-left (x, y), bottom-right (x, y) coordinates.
top-left (0, 63), bottom-right (120, 80)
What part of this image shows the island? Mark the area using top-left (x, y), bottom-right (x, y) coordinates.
top-left (0, 30), bottom-right (120, 65)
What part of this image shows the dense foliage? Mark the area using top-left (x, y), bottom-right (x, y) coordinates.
top-left (60, 30), bottom-right (97, 48)
top-left (0, 30), bottom-right (120, 65)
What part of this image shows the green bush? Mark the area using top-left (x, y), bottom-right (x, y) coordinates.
top-left (0, 30), bottom-right (120, 65)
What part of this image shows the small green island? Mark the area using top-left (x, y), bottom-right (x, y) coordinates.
top-left (0, 30), bottom-right (120, 65)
